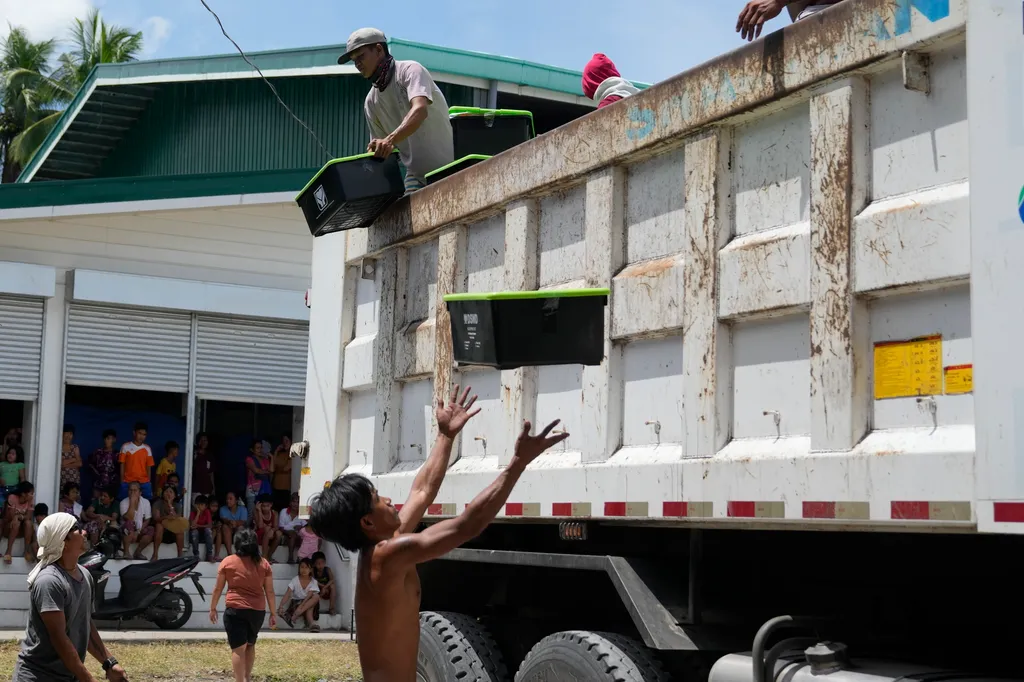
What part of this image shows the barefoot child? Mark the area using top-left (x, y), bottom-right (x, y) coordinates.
top-left (278, 557), bottom-right (321, 631)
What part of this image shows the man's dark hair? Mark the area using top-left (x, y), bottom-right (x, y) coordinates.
top-left (311, 550), bottom-right (326, 563)
top-left (33, 503), bottom-right (47, 517)
top-left (17, 481), bottom-right (33, 495)
top-left (195, 494), bottom-right (208, 506)
top-left (233, 528), bottom-right (261, 563)
top-left (257, 493), bottom-right (272, 504)
top-left (102, 428), bottom-right (117, 440)
top-left (308, 474), bottom-right (375, 552)
top-left (133, 421), bottom-right (147, 432)
top-left (165, 440), bottom-right (179, 453)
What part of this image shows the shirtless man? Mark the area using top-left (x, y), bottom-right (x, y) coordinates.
top-left (308, 385), bottom-right (568, 682)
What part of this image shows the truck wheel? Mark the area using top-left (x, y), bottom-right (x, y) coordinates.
top-left (514, 631), bottom-right (670, 682)
top-left (417, 610), bottom-right (509, 682)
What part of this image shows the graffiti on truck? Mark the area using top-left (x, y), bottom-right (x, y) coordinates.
top-left (624, 0), bottom-right (954, 144)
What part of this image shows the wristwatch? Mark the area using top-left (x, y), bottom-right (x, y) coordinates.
top-left (102, 657), bottom-right (118, 672)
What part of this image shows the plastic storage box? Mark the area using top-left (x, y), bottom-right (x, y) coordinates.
top-left (424, 154), bottom-right (491, 184)
top-left (295, 152), bottom-right (404, 237)
top-left (448, 106), bottom-right (535, 159)
top-left (443, 289), bottom-right (609, 370)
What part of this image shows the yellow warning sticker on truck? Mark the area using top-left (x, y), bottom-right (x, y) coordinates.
top-left (873, 335), bottom-right (942, 400)
top-left (944, 364), bottom-right (973, 395)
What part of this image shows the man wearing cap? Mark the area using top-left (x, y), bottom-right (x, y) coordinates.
top-left (339, 28), bottom-right (454, 194)
top-left (13, 513), bottom-right (128, 682)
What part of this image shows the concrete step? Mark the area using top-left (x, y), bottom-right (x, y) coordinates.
top-left (0, 605), bottom-right (347, 632)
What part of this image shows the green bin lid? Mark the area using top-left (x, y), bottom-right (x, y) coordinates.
top-left (295, 151), bottom-right (398, 201)
top-left (448, 106), bottom-right (535, 137)
top-left (424, 154), bottom-right (492, 179)
top-left (444, 288), bottom-right (610, 302)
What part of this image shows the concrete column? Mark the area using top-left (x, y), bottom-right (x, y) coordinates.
top-left (809, 78), bottom-right (870, 452)
top-left (299, 233), bottom-right (349, 511)
top-left (580, 168), bottom-right (625, 462)
top-left (682, 130), bottom-right (733, 458)
top-left (35, 281), bottom-right (67, 509)
top-left (499, 200), bottom-right (539, 466)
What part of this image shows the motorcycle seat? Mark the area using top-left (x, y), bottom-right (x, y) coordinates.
top-left (118, 557), bottom-right (197, 581)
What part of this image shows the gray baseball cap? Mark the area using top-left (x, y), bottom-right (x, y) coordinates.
top-left (338, 27), bottom-right (388, 64)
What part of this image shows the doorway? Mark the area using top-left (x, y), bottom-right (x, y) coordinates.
top-left (198, 400), bottom-right (295, 504)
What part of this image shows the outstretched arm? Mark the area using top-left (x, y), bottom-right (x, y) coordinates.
top-left (381, 420), bottom-right (568, 571)
top-left (398, 385), bottom-right (480, 534)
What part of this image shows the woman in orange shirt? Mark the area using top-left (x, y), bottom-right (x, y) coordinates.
top-left (208, 529), bottom-right (277, 682)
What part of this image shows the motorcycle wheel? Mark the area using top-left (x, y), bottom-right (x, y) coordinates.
top-left (152, 587), bottom-right (192, 630)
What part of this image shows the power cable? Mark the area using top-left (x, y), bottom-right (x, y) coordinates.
top-left (198, 0), bottom-right (335, 160)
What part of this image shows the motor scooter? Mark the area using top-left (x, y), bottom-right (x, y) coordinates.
top-left (79, 525), bottom-right (206, 630)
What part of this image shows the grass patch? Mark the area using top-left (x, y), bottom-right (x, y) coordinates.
top-left (0, 639), bottom-right (362, 681)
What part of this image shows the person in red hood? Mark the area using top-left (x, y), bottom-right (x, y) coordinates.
top-left (582, 53), bottom-right (640, 109)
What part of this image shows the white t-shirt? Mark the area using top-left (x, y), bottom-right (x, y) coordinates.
top-left (119, 497), bottom-right (152, 528)
top-left (288, 575), bottom-right (320, 601)
top-left (278, 508), bottom-right (305, 532)
top-left (364, 60), bottom-right (454, 183)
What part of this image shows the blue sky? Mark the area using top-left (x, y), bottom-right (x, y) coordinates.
top-left (0, 0), bottom-right (797, 86)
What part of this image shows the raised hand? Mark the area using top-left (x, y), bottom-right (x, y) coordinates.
top-left (512, 419), bottom-right (569, 465)
top-left (435, 384), bottom-right (481, 438)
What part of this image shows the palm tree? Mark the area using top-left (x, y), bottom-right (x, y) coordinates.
top-left (0, 26), bottom-right (58, 183)
top-left (4, 9), bottom-right (143, 176)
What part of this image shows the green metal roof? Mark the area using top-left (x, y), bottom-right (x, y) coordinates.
top-left (19, 37), bottom-right (624, 184)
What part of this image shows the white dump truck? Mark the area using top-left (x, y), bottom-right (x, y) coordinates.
top-left (299, 1), bottom-right (1024, 680)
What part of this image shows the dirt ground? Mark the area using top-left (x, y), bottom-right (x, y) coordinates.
top-left (0, 639), bottom-right (363, 681)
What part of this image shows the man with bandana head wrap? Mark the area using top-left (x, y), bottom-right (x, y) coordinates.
top-left (12, 512), bottom-right (129, 682)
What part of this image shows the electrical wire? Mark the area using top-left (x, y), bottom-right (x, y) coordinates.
top-left (198, 0), bottom-right (335, 160)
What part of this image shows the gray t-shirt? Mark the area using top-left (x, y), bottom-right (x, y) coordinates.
top-left (13, 564), bottom-right (94, 682)
top-left (364, 60), bottom-right (454, 183)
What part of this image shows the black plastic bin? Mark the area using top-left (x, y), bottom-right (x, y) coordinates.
top-left (449, 106), bottom-right (535, 159)
top-left (424, 154), bottom-right (491, 185)
top-left (443, 288), bottom-right (609, 370)
top-left (295, 152), bottom-right (404, 237)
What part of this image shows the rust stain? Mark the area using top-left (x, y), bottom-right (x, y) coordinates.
top-left (617, 255), bottom-right (679, 279)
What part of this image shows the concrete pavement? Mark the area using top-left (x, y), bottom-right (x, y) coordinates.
top-left (0, 628), bottom-right (354, 642)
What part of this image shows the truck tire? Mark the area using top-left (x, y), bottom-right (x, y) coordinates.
top-left (417, 610), bottom-right (509, 682)
top-left (514, 631), bottom-right (670, 682)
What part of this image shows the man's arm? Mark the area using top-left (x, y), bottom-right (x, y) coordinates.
top-left (736, 0), bottom-right (798, 40)
top-left (398, 385), bottom-right (479, 534)
top-left (39, 611), bottom-right (96, 682)
top-left (379, 420), bottom-right (568, 572)
top-left (368, 97), bottom-right (429, 157)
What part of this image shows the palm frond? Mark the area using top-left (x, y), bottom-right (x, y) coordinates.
top-left (9, 111), bottom-right (60, 166)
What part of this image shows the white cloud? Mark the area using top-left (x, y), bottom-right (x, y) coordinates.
top-left (0, 0), bottom-right (93, 43)
top-left (141, 15), bottom-right (172, 57)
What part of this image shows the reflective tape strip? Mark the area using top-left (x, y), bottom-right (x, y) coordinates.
top-left (802, 502), bottom-right (870, 520)
top-left (993, 502), bottom-right (1024, 522)
top-left (603, 502), bottom-right (649, 517)
top-left (505, 503), bottom-right (541, 517)
top-left (552, 502), bottom-right (591, 517)
top-left (662, 502), bottom-right (713, 518)
top-left (727, 501), bottom-right (785, 518)
top-left (891, 501), bottom-right (971, 521)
